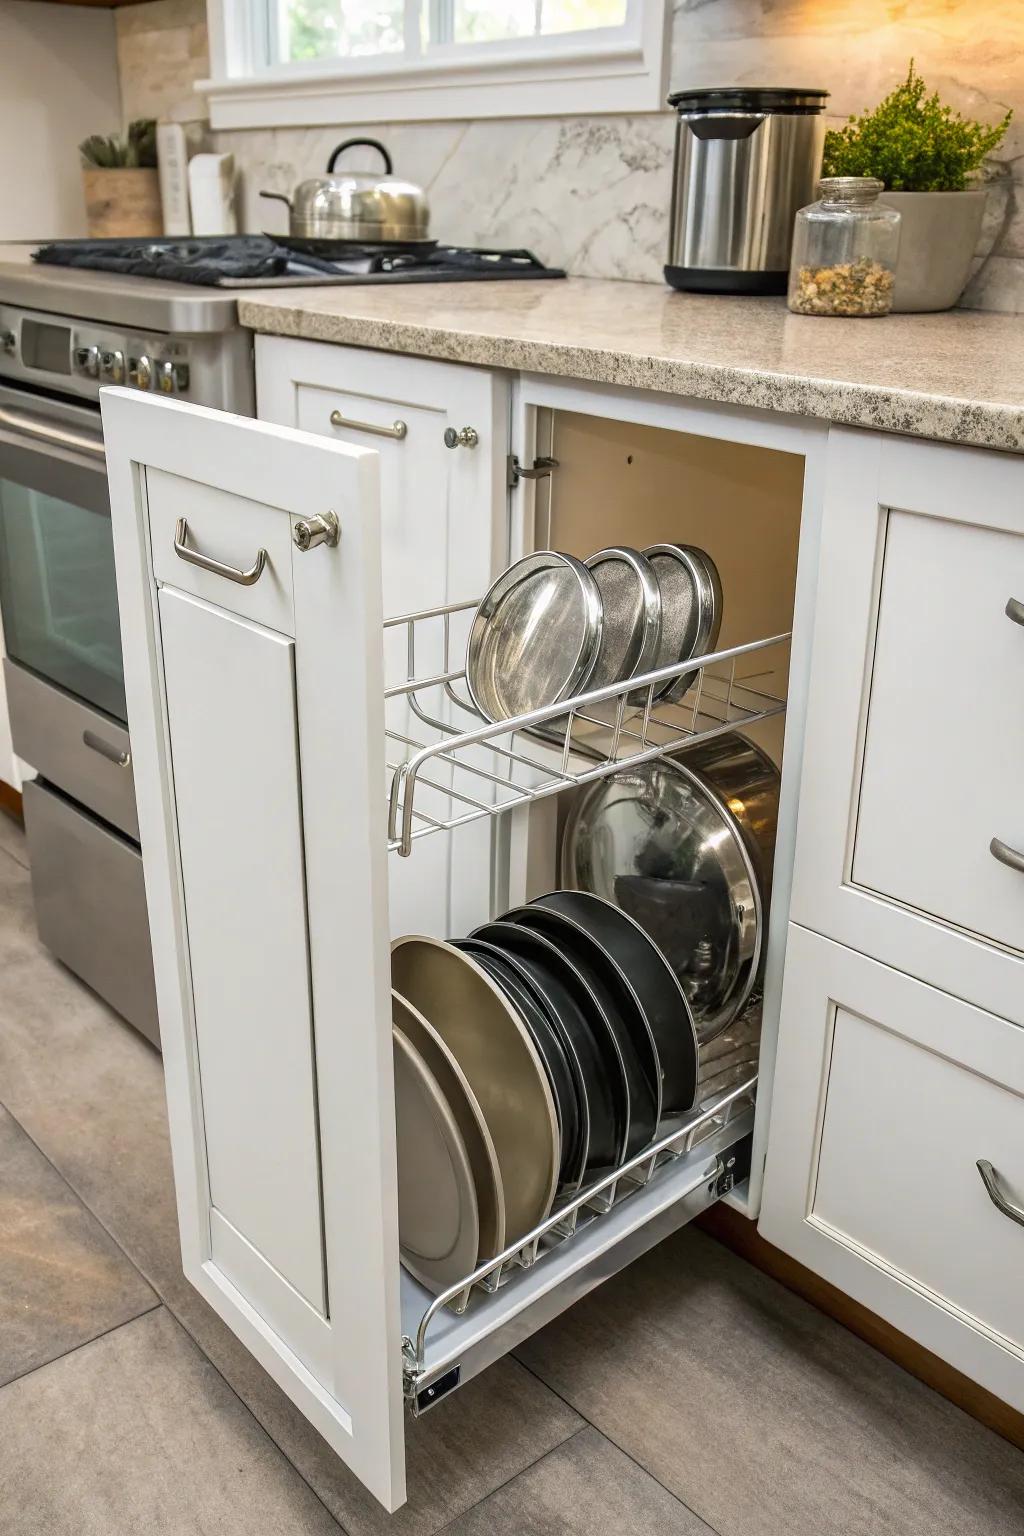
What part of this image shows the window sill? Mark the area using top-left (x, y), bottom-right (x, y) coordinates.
top-left (202, 28), bottom-right (669, 128)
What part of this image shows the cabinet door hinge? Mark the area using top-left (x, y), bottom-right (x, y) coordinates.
top-left (507, 453), bottom-right (559, 488)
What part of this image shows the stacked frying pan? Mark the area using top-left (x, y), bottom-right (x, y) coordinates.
top-left (390, 889), bottom-right (699, 1297)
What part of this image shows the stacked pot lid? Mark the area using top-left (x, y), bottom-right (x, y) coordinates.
top-left (466, 544), bottom-right (722, 723)
top-left (390, 888), bottom-right (702, 1298)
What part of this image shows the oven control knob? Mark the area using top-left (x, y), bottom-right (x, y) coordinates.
top-left (74, 345), bottom-right (101, 379)
top-left (0, 328), bottom-right (15, 355)
top-left (129, 355), bottom-right (153, 390)
top-left (100, 349), bottom-right (125, 385)
top-left (156, 360), bottom-right (176, 395)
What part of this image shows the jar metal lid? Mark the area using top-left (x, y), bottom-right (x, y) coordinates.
top-left (818, 176), bottom-right (886, 200)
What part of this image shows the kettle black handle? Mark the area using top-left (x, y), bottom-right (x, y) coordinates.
top-left (327, 138), bottom-right (393, 174)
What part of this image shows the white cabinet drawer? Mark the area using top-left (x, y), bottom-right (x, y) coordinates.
top-left (852, 507), bottom-right (1024, 954)
top-left (148, 465), bottom-right (295, 633)
top-left (791, 431), bottom-right (1024, 1023)
top-left (761, 924), bottom-right (1024, 1412)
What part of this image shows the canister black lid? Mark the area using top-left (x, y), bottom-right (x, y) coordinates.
top-left (668, 86), bottom-right (829, 114)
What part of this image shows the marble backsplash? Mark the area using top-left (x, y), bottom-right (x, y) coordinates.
top-left (116, 0), bottom-right (1023, 310)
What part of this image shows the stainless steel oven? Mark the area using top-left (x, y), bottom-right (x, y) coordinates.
top-left (0, 262), bottom-right (254, 1045)
top-left (0, 381), bottom-right (158, 1040)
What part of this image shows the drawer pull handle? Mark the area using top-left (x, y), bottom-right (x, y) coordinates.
top-left (173, 518), bottom-right (267, 587)
top-left (83, 729), bottom-right (130, 769)
top-left (330, 408), bottom-right (407, 441)
top-left (1006, 597), bottom-right (1024, 627)
top-left (990, 836), bottom-right (1024, 874)
top-left (977, 1160), bottom-right (1024, 1229)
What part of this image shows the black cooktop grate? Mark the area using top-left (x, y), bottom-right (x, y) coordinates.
top-left (33, 236), bottom-right (565, 288)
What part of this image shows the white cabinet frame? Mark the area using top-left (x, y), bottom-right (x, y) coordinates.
top-left (510, 373), bottom-right (830, 1214)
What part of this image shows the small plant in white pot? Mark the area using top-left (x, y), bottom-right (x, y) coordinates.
top-left (822, 63), bottom-right (1012, 312)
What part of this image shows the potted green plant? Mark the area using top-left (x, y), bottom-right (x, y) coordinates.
top-left (822, 63), bottom-right (1012, 312)
top-left (80, 120), bottom-right (162, 238)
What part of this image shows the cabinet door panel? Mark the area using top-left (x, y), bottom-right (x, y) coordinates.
top-left (158, 587), bottom-right (325, 1319)
top-left (761, 924), bottom-right (1024, 1412)
top-left (103, 389), bottom-right (405, 1512)
top-left (790, 430), bottom-right (1024, 1022)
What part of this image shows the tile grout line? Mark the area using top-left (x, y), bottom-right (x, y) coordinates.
top-left (0, 1094), bottom-right (602, 1536)
top-left (512, 1352), bottom-right (723, 1536)
top-left (0, 837), bottom-right (29, 872)
top-left (0, 1303), bottom-right (162, 1394)
top-left (0, 1099), bottom-right (354, 1534)
top-left (431, 1426), bottom-right (590, 1534)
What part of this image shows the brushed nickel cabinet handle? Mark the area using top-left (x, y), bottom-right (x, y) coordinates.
top-left (173, 518), bottom-right (267, 586)
top-left (977, 1160), bottom-right (1024, 1228)
top-left (990, 836), bottom-right (1024, 874)
top-left (330, 408), bottom-right (407, 441)
top-left (1006, 597), bottom-right (1024, 627)
top-left (83, 729), bottom-right (130, 768)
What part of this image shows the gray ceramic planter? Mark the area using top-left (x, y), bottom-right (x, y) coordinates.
top-left (880, 189), bottom-right (987, 312)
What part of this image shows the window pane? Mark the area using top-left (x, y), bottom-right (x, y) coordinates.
top-left (540, 0), bottom-right (627, 33)
top-left (450, 0), bottom-right (535, 44)
top-left (281, 0), bottom-right (404, 63)
top-left (446, 0), bottom-right (626, 44)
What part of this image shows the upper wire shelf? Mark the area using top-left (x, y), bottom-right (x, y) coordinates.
top-left (385, 597), bottom-right (790, 856)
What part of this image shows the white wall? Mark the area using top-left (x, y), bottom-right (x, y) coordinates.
top-left (0, 0), bottom-right (121, 241)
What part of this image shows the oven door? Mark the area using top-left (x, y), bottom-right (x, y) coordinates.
top-left (0, 383), bottom-right (125, 723)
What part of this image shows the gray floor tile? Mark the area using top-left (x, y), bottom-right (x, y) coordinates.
top-left (0, 807), bottom-right (28, 868)
top-left (0, 1104), bottom-right (156, 1386)
top-left (516, 1226), bottom-right (1024, 1536)
top-left (0, 842), bottom-right (581, 1534)
top-left (0, 1306), bottom-right (345, 1536)
top-left (443, 1426), bottom-right (714, 1535)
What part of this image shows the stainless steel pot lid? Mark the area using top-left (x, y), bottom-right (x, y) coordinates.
top-left (466, 551), bottom-right (603, 723)
top-left (583, 547), bottom-right (662, 694)
top-left (642, 544), bottom-right (722, 704)
top-left (561, 734), bottom-right (779, 1037)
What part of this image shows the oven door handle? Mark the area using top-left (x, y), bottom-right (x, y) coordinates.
top-left (0, 404), bottom-right (105, 461)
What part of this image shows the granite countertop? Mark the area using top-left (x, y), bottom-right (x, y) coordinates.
top-left (238, 277), bottom-right (1024, 454)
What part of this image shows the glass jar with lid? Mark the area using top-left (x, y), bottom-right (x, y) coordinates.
top-left (788, 177), bottom-right (901, 316)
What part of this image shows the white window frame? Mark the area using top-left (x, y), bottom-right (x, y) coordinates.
top-left (201, 0), bottom-right (669, 129)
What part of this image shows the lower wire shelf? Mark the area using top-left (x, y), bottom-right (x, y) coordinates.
top-left (401, 1075), bottom-right (756, 1413)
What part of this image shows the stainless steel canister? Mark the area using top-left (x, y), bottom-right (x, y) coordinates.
top-left (665, 87), bottom-right (829, 295)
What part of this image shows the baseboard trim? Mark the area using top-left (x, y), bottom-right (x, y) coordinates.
top-left (0, 780), bottom-right (23, 822)
top-left (697, 1203), bottom-right (1024, 1454)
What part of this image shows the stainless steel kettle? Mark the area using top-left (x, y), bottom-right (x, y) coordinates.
top-left (665, 87), bottom-right (828, 294)
top-left (260, 138), bottom-right (430, 244)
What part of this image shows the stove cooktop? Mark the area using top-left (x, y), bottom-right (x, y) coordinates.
top-left (33, 236), bottom-right (566, 289)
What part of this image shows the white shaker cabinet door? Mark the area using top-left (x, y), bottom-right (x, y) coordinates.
top-left (102, 389), bottom-right (406, 1511)
top-left (789, 429), bottom-right (1024, 1023)
top-left (257, 336), bottom-right (508, 940)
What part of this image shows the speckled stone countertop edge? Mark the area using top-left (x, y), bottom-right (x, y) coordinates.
top-left (237, 301), bottom-right (1024, 456)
